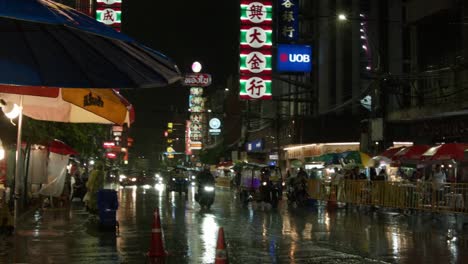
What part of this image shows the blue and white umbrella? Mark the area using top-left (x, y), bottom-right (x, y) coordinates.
top-left (0, 0), bottom-right (181, 89)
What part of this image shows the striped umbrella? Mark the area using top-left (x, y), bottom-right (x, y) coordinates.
top-left (0, 85), bottom-right (134, 125)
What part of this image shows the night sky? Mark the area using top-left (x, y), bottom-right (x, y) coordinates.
top-left (118, 1), bottom-right (240, 154)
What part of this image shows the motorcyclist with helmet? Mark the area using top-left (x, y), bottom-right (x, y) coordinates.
top-left (195, 167), bottom-right (216, 209)
top-left (287, 167), bottom-right (308, 205)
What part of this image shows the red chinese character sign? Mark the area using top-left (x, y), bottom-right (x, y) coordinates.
top-left (96, 0), bottom-right (122, 31)
top-left (239, 1), bottom-right (273, 100)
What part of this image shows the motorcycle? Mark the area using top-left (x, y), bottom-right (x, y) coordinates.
top-left (195, 184), bottom-right (215, 209)
top-left (287, 182), bottom-right (308, 207)
top-left (260, 179), bottom-right (284, 208)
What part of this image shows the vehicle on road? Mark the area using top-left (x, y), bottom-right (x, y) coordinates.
top-left (195, 183), bottom-right (215, 209)
top-left (167, 168), bottom-right (190, 196)
top-left (259, 166), bottom-right (284, 208)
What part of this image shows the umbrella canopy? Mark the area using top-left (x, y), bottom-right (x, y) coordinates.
top-left (0, 85), bottom-right (134, 125)
top-left (290, 159), bottom-right (303, 168)
top-left (308, 153), bottom-right (339, 165)
top-left (48, 139), bottom-right (77, 155)
top-left (379, 146), bottom-right (405, 159)
top-left (373, 146), bottom-right (406, 164)
top-left (339, 151), bottom-right (372, 167)
top-left (0, 0), bottom-right (181, 89)
top-left (392, 145), bottom-right (431, 162)
top-left (422, 143), bottom-right (468, 161)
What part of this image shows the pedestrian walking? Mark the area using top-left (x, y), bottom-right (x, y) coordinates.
top-left (429, 164), bottom-right (446, 208)
top-left (84, 162), bottom-right (105, 214)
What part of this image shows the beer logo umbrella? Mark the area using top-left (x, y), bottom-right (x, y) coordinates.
top-left (0, 86), bottom-right (134, 126)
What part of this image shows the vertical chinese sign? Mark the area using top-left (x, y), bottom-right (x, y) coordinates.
top-left (185, 120), bottom-right (192, 155)
top-left (96, 0), bottom-right (122, 32)
top-left (278, 0), bottom-right (298, 42)
top-left (189, 87), bottom-right (204, 150)
top-left (239, 1), bottom-right (273, 100)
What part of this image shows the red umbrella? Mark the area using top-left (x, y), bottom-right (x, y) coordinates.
top-left (48, 139), bottom-right (78, 156)
top-left (392, 145), bottom-right (431, 162)
top-left (421, 143), bottom-right (468, 161)
top-left (379, 146), bottom-right (405, 159)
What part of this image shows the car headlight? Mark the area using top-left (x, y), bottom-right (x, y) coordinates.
top-left (185, 178), bottom-right (189, 181)
top-left (172, 178), bottom-right (176, 181)
top-left (262, 181), bottom-right (267, 186)
top-left (191, 175), bottom-right (196, 179)
top-left (191, 182), bottom-right (196, 186)
top-left (204, 186), bottom-right (215, 192)
top-left (131, 178), bottom-right (137, 182)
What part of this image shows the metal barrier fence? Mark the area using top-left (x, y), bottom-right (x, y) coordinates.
top-left (307, 180), bottom-right (468, 214)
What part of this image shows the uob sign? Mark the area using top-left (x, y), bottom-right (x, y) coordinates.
top-left (277, 44), bottom-right (312, 72)
top-left (287, 54), bottom-right (311, 63)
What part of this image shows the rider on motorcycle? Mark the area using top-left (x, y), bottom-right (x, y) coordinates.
top-left (195, 167), bottom-right (216, 207)
top-left (197, 167), bottom-right (215, 185)
top-left (288, 167), bottom-right (308, 204)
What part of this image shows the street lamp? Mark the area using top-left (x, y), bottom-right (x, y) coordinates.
top-left (338, 13), bottom-right (347, 21)
top-left (0, 99), bottom-right (20, 120)
top-left (0, 97), bottom-right (23, 228)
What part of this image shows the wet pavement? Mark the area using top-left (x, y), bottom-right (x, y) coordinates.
top-left (1, 184), bottom-right (468, 263)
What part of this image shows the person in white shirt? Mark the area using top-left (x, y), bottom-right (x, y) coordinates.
top-left (429, 164), bottom-right (446, 207)
top-left (430, 164), bottom-right (446, 190)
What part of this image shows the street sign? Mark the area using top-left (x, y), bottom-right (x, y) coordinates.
top-left (246, 139), bottom-right (264, 152)
top-left (209, 118), bottom-right (222, 135)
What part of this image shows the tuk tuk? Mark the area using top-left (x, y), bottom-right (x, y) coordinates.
top-left (238, 163), bottom-right (264, 205)
top-left (167, 167), bottom-right (190, 196)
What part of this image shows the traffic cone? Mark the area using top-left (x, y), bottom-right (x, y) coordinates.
top-left (147, 208), bottom-right (167, 258)
top-left (215, 227), bottom-right (228, 264)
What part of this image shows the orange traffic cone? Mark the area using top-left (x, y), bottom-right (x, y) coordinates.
top-left (147, 208), bottom-right (167, 258)
top-left (215, 227), bottom-right (228, 264)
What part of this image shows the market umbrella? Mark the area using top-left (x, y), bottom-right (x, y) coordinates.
top-left (0, 85), bottom-right (134, 125)
top-left (373, 146), bottom-right (405, 164)
top-left (48, 139), bottom-right (77, 156)
top-left (339, 151), bottom-right (372, 167)
top-left (392, 145), bottom-right (431, 162)
top-left (422, 143), bottom-right (468, 161)
top-left (290, 159), bottom-right (303, 168)
top-left (0, 0), bottom-right (181, 89)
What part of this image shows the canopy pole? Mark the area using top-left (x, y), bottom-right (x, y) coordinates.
top-left (14, 96), bottom-right (23, 228)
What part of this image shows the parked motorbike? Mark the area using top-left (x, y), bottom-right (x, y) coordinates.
top-left (195, 184), bottom-right (215, 209)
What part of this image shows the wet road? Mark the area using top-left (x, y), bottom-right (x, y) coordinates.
top-left (2, 184), bottom-right (468, 263)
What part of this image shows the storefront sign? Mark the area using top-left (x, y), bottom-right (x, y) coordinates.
top-left (103, 142), bottom-right (115, 149)
top-left (277, 44), bottom-right (312, 72)
top-left (97, 0), bottom-right (122, 5)
top-left (246, 139), bottom-right (264, 152)
top-left (239, 0), bottom-right (273, 100)
top-left (277, 0), bottom-right (299, 42)
top-left (240, 75), bottom-right (272, 100)
top-left (209, 118), bottom-right (222, 135)
top-left (95, 0), bottom-right (122, 31)
top-left (183, 74), bottom-right (212, 87)
top-left (96, 7), bottom-right (122, 26)
top-left (269, 154), bottom-right (279, 160)
top-left (185, 120), bottom-right (192, 155)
